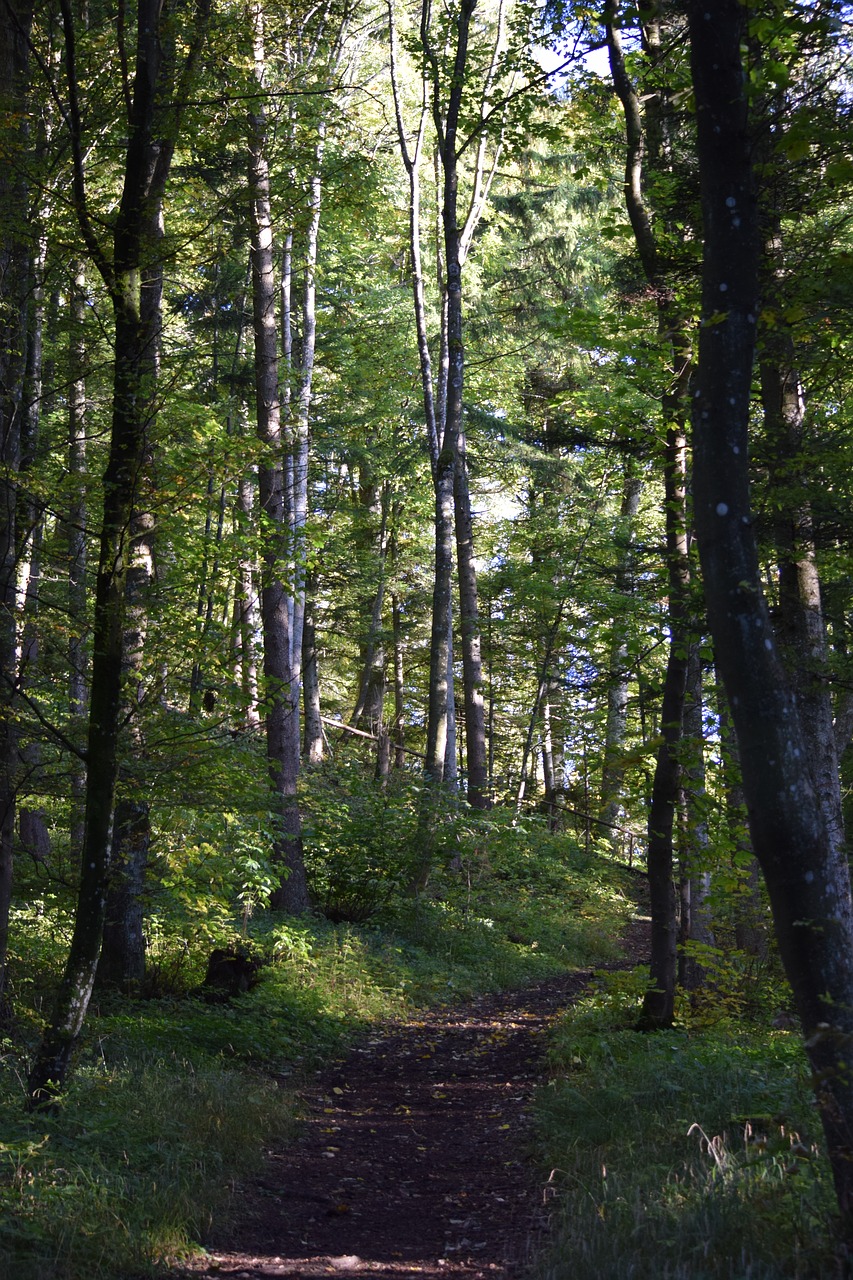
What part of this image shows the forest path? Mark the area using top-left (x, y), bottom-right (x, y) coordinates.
top-left (177, 917), bottom-right (647, 1280)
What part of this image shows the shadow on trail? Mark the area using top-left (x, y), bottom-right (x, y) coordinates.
top-left (176, 973), bottom-right (595, 1280)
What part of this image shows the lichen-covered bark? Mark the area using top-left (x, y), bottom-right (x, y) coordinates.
top-left (688, 0), bottom-right (853, 1228)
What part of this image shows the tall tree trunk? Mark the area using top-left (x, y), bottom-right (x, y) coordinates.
top-left (351, 478), bottom-right (389, 736)
top-left (391, 574), bottom-right (406, 769)
top-left (232, 466), bottom-right (260, 728)
top-left (27, 0), bottom-right (210, 1105)
top-left (688, 0), bottom-right (853, 1226)
top-left (288, 125), bottom-right (324, 768)
top-left (97, 506), bottom-right (156, 992)
top-left (600, 467), bottom-right (643, 849)
top-left (16, 224), bottom-right (48, 877)
top-left (18, 224), bottom-right (47, 620)
top-left (596, 465), bottom-right (637, 844)
top-left (246, 0), bottom-right (309, 913)
top-left (606, 1), bottom-right (693, 1029)
top-left (454, 428), bottom-right (487, 806)
top-left (717, 675), bottom-right (765, 956)
top-left (0, 0), bottom-right (33, 1008)
top-left (759, 304), bottom-right (844, 863)
top-left (99, 176), bottom-right (166, 990)
top-left (302, 569), bottom-right (324, 763)
top-left (68, 262), bottom-right (89, 859)
top-left (679, 640), bottom-right (714, 990)
top-left (390, 0), bottom-right (488, 811)
top-left (424, 461), bottom-right (456, 786)
top-left (639, 424), bottom-right (690, 1029)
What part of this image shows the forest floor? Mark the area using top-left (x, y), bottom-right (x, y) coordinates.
top-left (173, 918), bottom-right (650, 1280)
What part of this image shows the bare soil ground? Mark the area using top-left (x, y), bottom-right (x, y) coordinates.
top-left (176, 916), bottom-right (649, 1280)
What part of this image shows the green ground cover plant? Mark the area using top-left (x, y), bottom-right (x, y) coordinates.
top-left (533, 968), bottom-right (838, 1280)
top-left (0, 804), bottom-right (627, 1280)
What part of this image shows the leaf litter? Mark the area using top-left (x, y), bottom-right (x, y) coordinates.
top-left (172, 971), bottom-right (597, 1280)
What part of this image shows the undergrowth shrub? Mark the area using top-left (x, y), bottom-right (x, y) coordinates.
top-left (302, 763), bottom-right (423, 921)
top-left (1, 770), bottom-right (640, 1280)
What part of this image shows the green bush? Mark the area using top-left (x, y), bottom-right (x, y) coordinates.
top-left (302, 764), bottom-right (424, 921)
top-left (0, 776), bottom-right (640, 1279)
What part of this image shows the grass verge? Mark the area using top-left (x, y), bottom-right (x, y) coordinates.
top-left (532, 969), bottom-right (839, 1279)
top-left (0, 817), bottom-right (629, 1279)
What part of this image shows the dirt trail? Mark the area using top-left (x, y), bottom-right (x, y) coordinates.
top-left (178, 913), bottom-right (648, 1280)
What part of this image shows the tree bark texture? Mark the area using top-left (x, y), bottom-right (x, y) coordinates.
top-left (99, 200), bottom-right (163, 991)
top-left (394, 0), bottom-right (487, 810)
top-left (688, 0), bottom-right (853, 1228)
top-left (247, 0), bottom-right (310, 914)
top-left (0, 0), bottom-right (33, 1007)
top-left (454, 428), bottom-right (487, 807)
top-left (606, 1), bottom-right (692, 1029)
top-left (600, 468), bottom-right (643, 848)
top-left (232, 467), bottom-right (260, 728)
top-left (639, 425), bottom-right (690, 1030)
top-left (391, 581), bottom-right (406, 770)
top-left (351, 476), bottom-right (389, 736)
top-left (302, 569), bottom-right (325, 763)
top-left (28, 0), bottom-right (210, 1105)
top-left (758, 256), bottom-right (845, 865)
top-left (679, 641), bottom-right (714, 990)
top-left (68, 262), bottom-right (89, 859)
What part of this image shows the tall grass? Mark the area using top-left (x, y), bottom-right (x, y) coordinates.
top-left (0, 1054), bottom-right (293, 1280)
top-left (532, 970), bottom-right (838, 1279)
